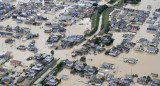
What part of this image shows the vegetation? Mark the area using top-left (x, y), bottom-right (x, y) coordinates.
top-left (28, 59), bottom-right (58, 86)
top-left (105, 38), bottom-right (114, 46)
top-left (85, 5), bottom-right (108, 36)
top-left (93, 37), bottom-right (102, 45)
top-left (70, 69), bottom-right (76, 74)
top-left (114, 0), bottom-right (124, 7)
top-left (105, 50), bottom-right (110, 55)
top-left (108, 0), bottom-right (118, 4)
top-left (132, 74), bottom-right (138, 77)
top-left (53, 62), bottom-right (64, 76)
top-left (92, 66), bottom-right (98, 74)
top-left (100, 7), bottom-right (114, 33)
top-left (51, 50), bottom-right (54, 56)
top-left (124, 0), bottom-right (141, 4)
top-left (100, 77), bottom-right (105, 82)
top-left (98, 5), bottom-right (108, 14)
top-left (85, 12), bottom-right (100, 36)
top-left (93, 3), bottom-right (98, 6)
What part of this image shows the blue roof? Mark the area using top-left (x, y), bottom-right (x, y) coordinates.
top-left (157, 32), bottom-right (160, 35)
top-left (69, 35), bottom-right (77, 38)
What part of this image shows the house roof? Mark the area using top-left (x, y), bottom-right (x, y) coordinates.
top-left (0, 67), bottom-right (8, 72)
top-left (5, 51), bottom-right (12, 55)
top-left (10, 60), bottom-right (21, 64)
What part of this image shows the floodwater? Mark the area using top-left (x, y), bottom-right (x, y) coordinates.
top-left (0, 0), bottom-right (160, 85)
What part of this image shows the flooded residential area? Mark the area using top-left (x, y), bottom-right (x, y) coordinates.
top-left (0, 0), bottom-right (160, 86)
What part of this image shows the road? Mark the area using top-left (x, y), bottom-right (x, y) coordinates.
top-left (33, 59), bottom-right (61, 85)
top-left (27, 58), bottom-right (59, 86)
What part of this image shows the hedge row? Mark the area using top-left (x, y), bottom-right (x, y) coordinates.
top-left (108, 0), bottom-right (118, 4)
top-left (85, 5), bottom-right (108, 36)
top-left (101, 7), bottom-right (114, 33)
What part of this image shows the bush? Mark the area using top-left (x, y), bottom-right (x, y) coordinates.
top-left (85, 12), bottom-right (100, 36)
top-left (105, 38), bottom-right (114, 46)
top-left (93, 3), bottom-right (98, 6)
top-left (105, 50), bottom-right (110, 55)
top-left (108, 0), bottom-right (117, 4)
top-left (98, 5), bottom-right (108, 14)
top-left (114, 0), bottom-right (124, 7)
top-left (132, 74), bottom-right (138, 77)
top-left (70, 70), bottom-right (76, 74)
top-left (100, 77), bottom-right (105, 82)
top-left (100, 7), bottom-right (114, 33)
top-left (124, 0), bottom-right (141, 4)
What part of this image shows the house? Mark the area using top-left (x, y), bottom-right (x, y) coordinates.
top-left (60, 74), bottom-right (69, 80)
top-left (9, 83), bottom-right (16, 86)
top-left (137, 77), bottom-right (149, 85)
top-left (64, 59), bottom-right (73, 67)
top-left (146, 47), bottom-right (159, 54)
top-left (97, 70), bottom-right (109, 77)
top-left (5, 39), bottom-right (15, 44)
top-left (150, 79), bottom-right (160, 86)
top-left (1, 76), bottom-right (13, 84)
top-left (80, 56), bottom-right (86, 62)
top-left (5, 51), bottom-right (13, 57)
top-left (124, 75), bottom-right (133, 81)
top-left (17, 76), bottom-right (25, 83)
top-left (46, 79), bottom-right (59, 86)
top-left (142, 41), bottom-right (149, 46)
top-left (10, 60), bottom-right (21, 66)
top-left (74, 62), bottom-right (84, 71)
top-left (0, 67), bottom-right (8, 75)
top-left (134, 46), bottom-right (144, 51)
top-left (120, 80), bottom-right (130, 86)
top-left (23, 33), bottom-right (39, 40)
top-left (44, 28), bottom-right (52, 33)
top-left (32, 63), bottom-right (43, 71)
top-left (88, 78), bottom-right (103, 86)
top-left (108, 48), bottom-right (121, 57)
top-left (123, 58), bottom-right (138, 64)
top-left (84, 66), bottom-right (95, 77)
top-left (107, 74), bottom-right (114, 81)
top-left (156, 32), bottom-right (160, 37)
top-left (0, 53), bottom-right (11, 64)
top-left (148, 42), bottom-right (159, 47)
top-left (151, 73), bottom-right (158, 78)
top-left (100, 62), bottom-right (114, 69)
top-left (147, 28), bottom-right (157, 32)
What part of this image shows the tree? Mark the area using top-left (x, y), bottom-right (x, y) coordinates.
top-left (105, 50), bottom-right (110, 55)
top-left (100, 77), bottom-right (105, 82)
top-left (51, 50), bottom-right (54, 56)
top-left (124, 0), bottom-right (127, 3)
top-left (93, 3), bottom-right (98, 6)
top-left (147, 76), bottom-right (152, 81)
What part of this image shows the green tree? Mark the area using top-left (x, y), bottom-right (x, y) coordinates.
top-left (124, 0), bottom-right (127, 3)
top-left (93, 3), bottom-right (98, 6)
top-left (51, 50), bottom-right (54, 56)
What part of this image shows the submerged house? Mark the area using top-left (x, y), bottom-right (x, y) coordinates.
top-left (10, 60), bottom-right (21, 66)
top-left (108, 48), bottom-right (121, 57)
top-left (0, 67), bottom-right (8, 76)
top-left (123, 58), bottom-right (138, 64)
top-left (146, 47), bottom-right (159, 54)
top-left (64, 59), bottom-right (73, 67)
top-left (22, 33), bottom-right (39, 40)
top-left (100, 62), bottom-right (114, 69)
top-left (137, 77), bottom-right (149, 85)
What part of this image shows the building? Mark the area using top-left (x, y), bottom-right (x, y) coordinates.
top-left (10, 60), bottom-right (21, 66)
top-left (0, 67), bottom-right (8, 76)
